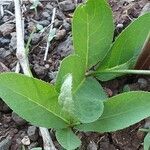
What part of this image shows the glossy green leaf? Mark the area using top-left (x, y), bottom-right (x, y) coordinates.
top-left (0, 73), bottom-right (68, 129)
top-left (56, 0), bottom-right (111, 123)
top-left (73, 0), bottom-right (114, 68)
top-left (144, 132), bottom-right (150, 150)
top-left (96, 13), bottom-right (150, 81)
top-left (56, 55), bottom-right (85, 92)
top-left (76, 91), bottom-right (150, 132)
top-left (56, 55), bottom-right (107, 123)
top-left (56, 128), bottom-right (81, 150)
top-left (73, 77), bottom-right (106, 123)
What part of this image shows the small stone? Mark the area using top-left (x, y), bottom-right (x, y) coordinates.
top-left (31, 33), bottom-right (41, 45)
top-left (21, 136), bottom-right (31, 146)
top-left (28, 22), bottom-right (36, 32)
top-left (144, 117), bottom-right (150, 128)
top-left (10, 32), bottom-right (17, 50)
top-left (56, 36), bottom-right (73, 57)
top-left (59, 1), bottom-right (75, 11)
top-left (33, 64), bottom-right (48, 79)
top-left (27, 142), bottom-right (38, 149)
top-left (27, 126), bottom-right (39, 142)
top-left (45, 3), bottom-right (53, 10)
top-left (0, 48), bottom-right (11, 58)
top-left (42, 11), bottom-right (51, 19)
top-left (45, 64), bottom-right (50, 69)
top-left (87, 141), bottom-right (97, 150)
top-left (48, 71), bottom-right (57, 80)
top-left (0, 62), bottom-right (10, 72)
top-left (54, 19), bottom-right (63, 28)
top-left (55, 29), bottom-right (66, 40)
top-left (38, 20), bottom-right (50, 27)
top-left (0, 100), bottom-right (11, 113)
top-left (0, 23), bottom-right (15, 36)
top-left (104, 88), bottom-right (113, 97)
top-left (116, 23), bottom-right (123, 28)
top-left (138, 78), bottom-right (148, 89)
top-left (0, 136), bottom-right (12, 150)
top-left (56, 10), bottom-right (65, 20)
top-left (12, 112), bottom-right (27, 126)
top-left (63, 20), bottom-right (71, 31)
top-left (140, 3), bottom-right (150, 16)
top-left (123, 84), bottom-right (131, 92)
top-left (0, 37), bottom-right (10, 46)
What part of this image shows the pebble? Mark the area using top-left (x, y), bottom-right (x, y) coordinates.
top-left (48, 71), bottom-right (58, 80)
top-left (27, 142), bottom-right (38, 149)
top-left (59, 0), bottom-right (76, 12)
top-left (55, 29), bottom-right (66, 40)
top-left (27, 126), bottom-right (39, 142)
top-left (31, 33), bottom-right (41, 45)
top-left (0, 136), bottom-right (12, 150)
top-left (138, 78), bottom-right (148, 89)
top-left (38, 20), bottom-right (50, 27)
top-left (12, 112), bottom-right (27, 126)
top-left (33, 64), bottom-right (48, 79)
top-left (0, 48), bottom-right (11, 58)
top-left (63, 20), bottom-right (71, 31)
top-left (116, 23), bottom-right (124, 28)
top-left (144, 117), bottom-right (150, 128)
top-left (140, 3), bottom-right (150, 16)
top-left (10, 32), bottom-right (17, 50)
top-left (56, 10), bottom-right (65, 20)
top-left (21, 136), bottom-right (31, 146)
top-left (56, 36), bottom-right (73, 57)
top-left (45, 3), bottom-right (53, 11)
top-left (0, 100), bottom-right (11, 113)
top-left (0, 62), bottom-right (10, 72)
top-left (28, 22), bottom-right (36, 32)
top-left (0, 23), bottom-right (15, 36)
top-left (42, 11), bottom-right (51, 19)
top-left (87, 141), bottom-right (97, 150)
top-left (54, 19), bottom-right (63, 28)
top-left (0, 37), bottom-right (10, 46)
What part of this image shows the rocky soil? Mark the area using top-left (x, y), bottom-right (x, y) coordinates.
top-left (0, 0), bottom-right (150, 149)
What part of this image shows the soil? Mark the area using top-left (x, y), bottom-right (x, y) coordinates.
top-left (0, 0), bottom-right (150, 149)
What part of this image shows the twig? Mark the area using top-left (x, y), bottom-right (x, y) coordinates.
top-left (44, 7), bottom-right (56, 61)
top-left (40, 127), bottom-right (57, 150)
top-left (0, 5), bottom-right (4, 16)
top-left (14, 0), bottom-right (57, 149)
top-left (15, 62), bottom-right (20, 73)
top-left (14, 0), bottom-right (31, 76)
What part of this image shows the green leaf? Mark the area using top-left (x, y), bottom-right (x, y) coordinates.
top-left (73, 77), bottom-right (106, 123)
top-left (76, 91), bottom-right (150, 132)
top-left (144, 132), bottom-right (150, 150)
top-left (56, 0), bottom-right (111, 123)
top-left (95, 13), bottom-right (150, 81)
top-left (56, 128), bottom-right (81, 150)
top-left (58, 74), bottom-right (78, 124)
top-left (56, 55), bottom-right (107, 123)
top-left (56, 55), bottom-right (85, 92)
top-left (73, 0), bottom-right (114, 68)
top-left (0, 73), bottom-right (68, 129)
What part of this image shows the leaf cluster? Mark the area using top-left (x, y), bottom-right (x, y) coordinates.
top-left (0, 0), bottom-right (150, 149)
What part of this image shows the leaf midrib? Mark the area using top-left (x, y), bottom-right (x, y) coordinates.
top-left (0, 85), bottom-right (69, 124)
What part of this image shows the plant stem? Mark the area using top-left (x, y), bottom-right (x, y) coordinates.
top-left (86, 69), bottom-right (150, 76)
top-left (14, 0), bottom-right (57, 149)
